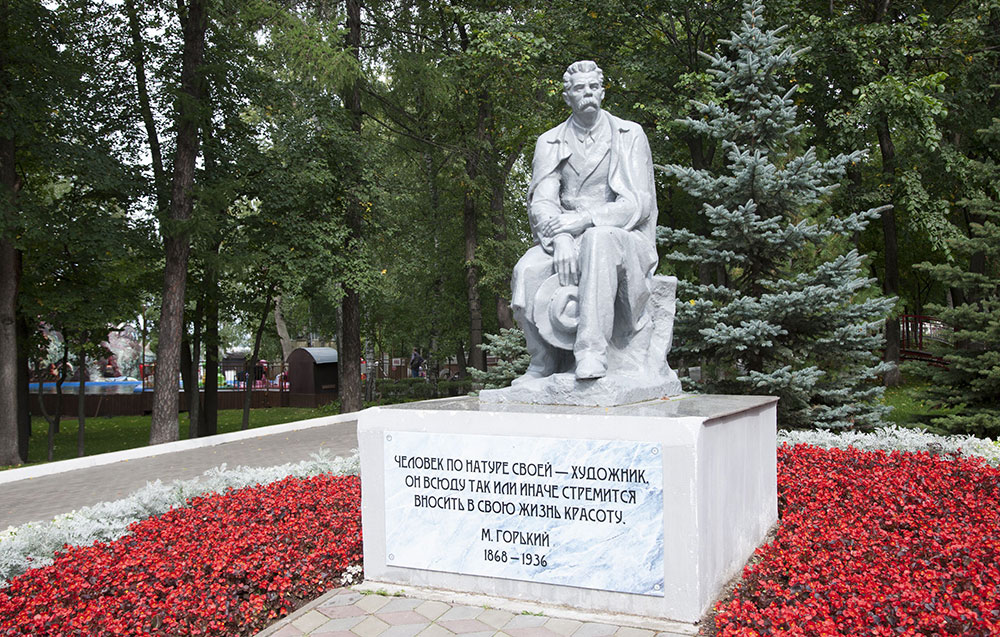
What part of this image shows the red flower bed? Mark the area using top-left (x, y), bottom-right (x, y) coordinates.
top-left (0, 474), bottom-right (361, 636)
top-left (4, 447), bottom-right (998, 636)
top-left (716, 445), bottom-right (1000, 636)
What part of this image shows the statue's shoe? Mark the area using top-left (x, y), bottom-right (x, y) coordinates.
top-left (511, 369), bottom-right (549, 386)
top-left (574, 356), bottom-right (607, 380)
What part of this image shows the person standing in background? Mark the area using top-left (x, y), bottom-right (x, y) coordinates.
top-left (409, 348), bottom-right (424, 378)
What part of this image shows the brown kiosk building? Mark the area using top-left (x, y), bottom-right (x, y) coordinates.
top-left (286, 347), bottom-right (339, 408)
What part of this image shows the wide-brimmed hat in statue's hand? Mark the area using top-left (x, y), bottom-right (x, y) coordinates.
top-left (532, 274), bottom-right (579, 351)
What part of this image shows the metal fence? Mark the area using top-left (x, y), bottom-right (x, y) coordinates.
top-left (140, 360), bottom-right (290, 392)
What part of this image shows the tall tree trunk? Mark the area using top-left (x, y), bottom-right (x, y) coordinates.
top-left (364, 338), bottom-right (377, 403)
top-left (242, 286), bottom-right (274, 430)
top-left (489, 145), bottom-right (523, 331)
top-left (180, 330), bottom-right (193, 422)
top-left (149, 0), bottom-right (209, 444)
top-left (125, 0), bottom-right (166, 204)
top-left (202, 252), bottom-right (219, 436)
top-left (875, 116), bottom-right (902, 387)
top-left (0, 152), bottom-right (20, 466)
top-left (189, 299), bottom-right (201, 437)
top-left (16, 310), bottom-right (29, 461)
top-left (76, 345), bottom-right (86, 457)
top-left (685, 135), bottom-right (717, 287)
top-left (338, 0), bottom-right (364, 414)
top-left (463, 98), bottom-right (490, 373)
top-left (0, 0), bottom-right (21, 465)
top-left (54, 337), bottom-right (67, 432)
top-left (37, 358), bottom-right (59, 457)
top-left (37, 373), bottom-right (50, 459)
top-left (44, 344), bottom-right (68, 461)
top-left (274, 295), bottom-right (294, 362)
top-left (685, 135), bottom-right (714, 171)
top-left (424, 152), bottom-right (446, 371)
top-left (464, 187), bottom-right (485, 371)
top-left (456, 341), bottom-right (468, 378)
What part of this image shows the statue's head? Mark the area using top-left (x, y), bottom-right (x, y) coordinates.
top-left (562, 60), bottom-right (605, 118)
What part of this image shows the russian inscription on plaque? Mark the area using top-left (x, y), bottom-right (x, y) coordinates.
top-left (383, 431), bottom-right (664, 596)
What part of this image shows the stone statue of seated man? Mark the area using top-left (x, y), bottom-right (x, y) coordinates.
top-left (482, 60), bottom-right (681, 406)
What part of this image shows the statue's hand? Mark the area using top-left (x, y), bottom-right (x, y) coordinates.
top-left (540, 215), bottom-right (564, 238)
top-left (552, 234), bottom-right (578, 286)
top-left (541, 212), bottom-right (591, 238)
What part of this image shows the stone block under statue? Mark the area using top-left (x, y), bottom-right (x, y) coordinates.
top-left (357, 393), bottom-right (778, 627)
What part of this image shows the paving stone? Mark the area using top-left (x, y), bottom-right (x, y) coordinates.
top-left (572, 623), bottom-right (617, 637)
top-left (316, 615), bottom-right (367, 633)
top-left (356, 595), bottom-right (393, 613)
top-left (613, 628), bottom-right (654, 637)
top-left (321, 591), bottom-right (365, 608)
top-left (293, 610), bottom-right (335, 633)
top-left (437, 619), bottom-right (492, 634)
top-left (542, 619), bottom-right (583, 636)
top-left (504, 627), bottom-right (561, 637)
top-left (455, 632), bottom-right (495, 637)
top-left (272, 626), bottom-right (304, 637)
top-left (381, 624), bottom-right (430, 637)
top-left (379, 598), bottom-right (424, 613)
top-left (319, 605), bottom-right (367, 620)
top-left (352, 616), bottom-right (391, 637)
top-left (436, 605), bottom-right (485, 622)
top-left (653, 632), bottom-right (694, 637)
top-left (414, 601), bottom-right (451, 621)
top-left (378, 611), bottom-right (432, 626)
top-left (312, 632), bottom-right (359, 637)
top-left (416, 624), bottom-right (456, 637)
top-left (0, 416), bottom-right (360, 529)
top-left (503, 615), bottom-right (548, 629)
top-left (477, 609), bottom-right (515, 629)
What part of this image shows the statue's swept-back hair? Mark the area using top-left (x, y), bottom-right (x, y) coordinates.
top-left (562, 60), bottom-right (603, 92)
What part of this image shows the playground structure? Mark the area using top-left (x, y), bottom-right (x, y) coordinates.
top-left (32, 357), bottom-right (316, 418)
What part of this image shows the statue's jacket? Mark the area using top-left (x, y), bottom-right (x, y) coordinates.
top-left (512, 111), bottom-right (659, 333)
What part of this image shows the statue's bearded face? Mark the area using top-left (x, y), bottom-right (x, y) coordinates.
top-left (563, 71), bottom-right (604, 117)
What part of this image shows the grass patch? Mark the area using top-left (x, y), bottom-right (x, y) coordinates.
top-left (882, 379), bottom-right (958, 433)
top-left (2, 406), bottom-right (335, 471)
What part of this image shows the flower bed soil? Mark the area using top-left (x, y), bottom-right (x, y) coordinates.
top-left (0, 474), bottom-right (361, 636)
top-left (715, 445), bottom-right (1000, 636)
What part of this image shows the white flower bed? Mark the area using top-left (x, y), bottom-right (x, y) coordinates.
top-left (2, 426), bottom-right (997, 588)
top-left (0, 449), bottom-right (359, 587)
top-left (778, 424), bottom-right (1000, 466)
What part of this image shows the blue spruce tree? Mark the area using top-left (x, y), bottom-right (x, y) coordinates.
top-left (657, 0), bottom-right (894, 429)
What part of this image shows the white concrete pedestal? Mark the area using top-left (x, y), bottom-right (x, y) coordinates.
top-left (358, 394), bottom-right (777, 626)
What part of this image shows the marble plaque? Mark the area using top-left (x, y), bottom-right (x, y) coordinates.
top-left (383, 431), bottom-right (664, 596)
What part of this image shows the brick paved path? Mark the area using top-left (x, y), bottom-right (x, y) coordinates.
top-left (0, 419), bottom-right (358, 528)
top-left (257, 588), bottom-right (697, 637)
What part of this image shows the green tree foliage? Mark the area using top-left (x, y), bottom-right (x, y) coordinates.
top-left (468, 328), bottom-right (530, 389)
top-left (657, 0), bottom-right (894, 429)
top-left (912, 114), bottom-right (1000, 436)
top-left (359, 0), bottom-right (559, 375)
top-left (1, 0), bottom-right (68, 466)
top-left (5, 0), bottom-right (1000, 456)
top-left (776, 0), bottom-right (1000, 386)
top-left (543, 0), bottom-right (744, 276)
top-left (1, 0), bottom-right (155, 464)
